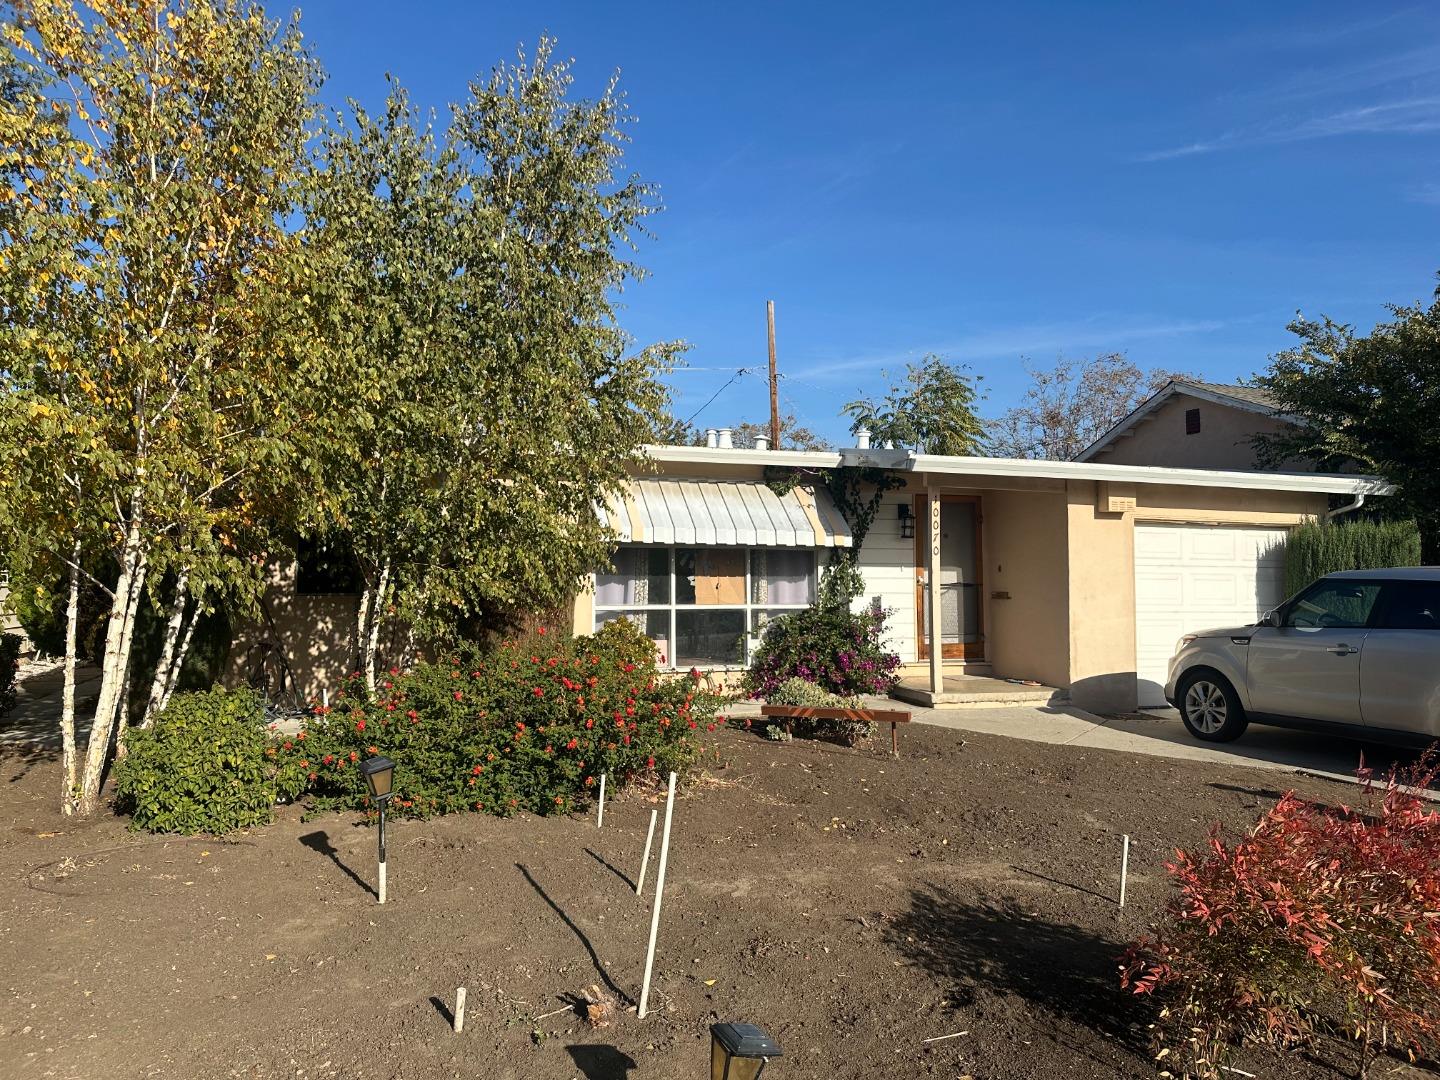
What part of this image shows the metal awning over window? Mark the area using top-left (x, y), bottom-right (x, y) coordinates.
top-left (597, 479), bottom-right (853, 548)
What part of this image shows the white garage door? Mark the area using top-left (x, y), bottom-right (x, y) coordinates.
top-left (1134, 523), bottom-right (1289, 708)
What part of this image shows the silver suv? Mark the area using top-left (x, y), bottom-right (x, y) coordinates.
top-left (1165, 568), bottom-right (1440, 744)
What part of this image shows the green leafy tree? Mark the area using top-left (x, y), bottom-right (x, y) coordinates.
top-left (0, 0), bottom-right (322, 813)
top-left (843, 355), bottom-right (986, 455)
top-left (1256, 287), bottom-right (1440, 561)
top-left (304, 42), bottom-right (679, 691)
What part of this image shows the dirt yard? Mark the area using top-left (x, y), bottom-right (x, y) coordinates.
top-left (0, 719), bottom-right (1415, 1080)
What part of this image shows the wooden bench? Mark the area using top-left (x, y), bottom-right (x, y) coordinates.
top-left (759, 704), bottom-right (913, 756)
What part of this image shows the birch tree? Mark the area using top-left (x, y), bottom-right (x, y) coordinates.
top-left (0, 0), bottom-right (320, 813)
top-left (305, 44), bottom-right (678, 691)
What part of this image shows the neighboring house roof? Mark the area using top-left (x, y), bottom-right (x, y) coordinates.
top-left (1072, 379), bottom-right (1292, 463)
top-left (642, 444), bottom-right (1392, 496)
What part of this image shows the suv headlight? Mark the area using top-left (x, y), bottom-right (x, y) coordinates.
top-left (1176, 634), bottom-right (1198, 652)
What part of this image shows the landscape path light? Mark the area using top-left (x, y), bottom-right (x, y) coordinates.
top-left (360, 755), bottom-right (396, 904)
top-left (710, 1022), bottom-right (782, 1080)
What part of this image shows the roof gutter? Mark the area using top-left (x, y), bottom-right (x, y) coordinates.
top-left (1325, 492), bottom-right (1367, 522)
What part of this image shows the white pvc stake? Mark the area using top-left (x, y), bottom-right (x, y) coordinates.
top-left (597, 772), bottom-right (607, 829)
top-left (637, 772), bottom-right (677, 1019)
top-left (1119, 834), bottom-right (1130, 908)
top-left (636, 808), bottom-right (658, 895)
top-left (321, 687), bottom-right (329, 708)
top-left (378, 858), bottom-right (387, 905)
top-left (453, 987), bottom-right (466, 1033)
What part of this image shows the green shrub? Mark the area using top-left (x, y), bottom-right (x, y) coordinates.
top-left (744, 601), bottom-right (901, 699)
top-left (763, 676), bottom-right (874, 745)
top-left (114, 688), bottom-right (307, 834)
top-left (296, 625), bottom-right (720, 819)
top-left (0, 632), bottom-right (20, 718)
top-left (1284, 518), bottom-right (1421, 597)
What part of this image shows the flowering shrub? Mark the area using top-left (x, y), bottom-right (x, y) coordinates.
top-left (295, 622), bottom-right (720, 819)
top-left (114, 688), bottom-right (309, 834)
top-left (744, 601), bottom-right (900, 699)
top-left (763, 676), bottom-right (873, 746)
top-left (1121, 754), bottom-right (1440, 1078)
top-left (0, 632), bottom-right (20, 719)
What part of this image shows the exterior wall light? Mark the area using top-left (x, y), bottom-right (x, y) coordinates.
top-left (898, 503), bottom-right (915, 539)
top-left (710, 1022), bottom-right (781, 1080)
top-left (360, 755), bottom-right (396, 903)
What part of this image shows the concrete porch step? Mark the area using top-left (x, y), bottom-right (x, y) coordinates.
top-left (891, 674), bottom-right (1063, 710)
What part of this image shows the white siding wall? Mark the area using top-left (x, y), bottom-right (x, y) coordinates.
top-left (850, 489), bottom-right (918, 662)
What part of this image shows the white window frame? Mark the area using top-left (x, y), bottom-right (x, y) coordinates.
top-left (594, 545), bottom-right (819, 670)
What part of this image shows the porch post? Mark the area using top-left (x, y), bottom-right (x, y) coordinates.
top-left (927, 481), bottom-right (944, 697)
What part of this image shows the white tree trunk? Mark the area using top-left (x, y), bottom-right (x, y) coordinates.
top-left (355, 582), bottom-right (373, 692)
top-left (59, 544), bottom-right (81, 816)
top-left (77, 518), bottom-right (148, 816)
top-left (142, 567), bottom-right (189, 726)
top-left (156, 590), bottom-right (200, 718)
top-left (362, 560), bottom-right (391, 696)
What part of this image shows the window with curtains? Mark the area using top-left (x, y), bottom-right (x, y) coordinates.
top-left (594, 546), bottom-right (818, 668)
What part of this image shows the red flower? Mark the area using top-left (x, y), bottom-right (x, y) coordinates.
top-left (283, 740), bottom-right (293, 750)
top-left (367, 745), bottom-right (378, 754)
top-left (532, 687), bottom-right (544, 698)
top-left (472, 765), bottom-right (484, 775)
top-left (706, 723), bottom-right (716, 732)
top-left (299, 759), bottom-right (309, 768)
top-left (349, 750), bottom-right (359, 762)
top-left (355, 719), bottom-right (366, 732)
top-left (647, 756), bottom-right (655, 768)
top-left (407, 709), bottom-right (418, 720)
top-left (566, 738), bottom-right (578, 750)
top-left (585, 718), bottom-right (594, 729)
top-left (538, 626), bottom-right (547, 636)
top-left (322, 755), bottom-right (334, 765)
top-left (453, 690), bottom-right (463, 701)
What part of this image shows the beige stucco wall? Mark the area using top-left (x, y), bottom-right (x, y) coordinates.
top-left (224, 560), bottom-right (414, 704)
top-left (985, 490), bottom-right (1070, 689)
top-left (1062, 481), bottom-right (1139, 712)
top-left (1091, 394), bottom-right (1301, 471)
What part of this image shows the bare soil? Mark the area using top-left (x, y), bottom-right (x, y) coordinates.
top-left (0, 719), bottom-right (1420, 1080)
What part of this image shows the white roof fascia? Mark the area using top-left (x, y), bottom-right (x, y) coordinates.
top-left (642, 443), bottom-right (1392, 497)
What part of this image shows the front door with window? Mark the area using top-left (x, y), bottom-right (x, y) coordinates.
top-left (915, 495), bottom-right (984, 661)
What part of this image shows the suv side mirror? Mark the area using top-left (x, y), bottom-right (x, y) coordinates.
top-left (1258, 609), bottom-right (1280, 628)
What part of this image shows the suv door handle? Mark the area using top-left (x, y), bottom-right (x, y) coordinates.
top-left (1326, 644), bottom-right (1359, 656)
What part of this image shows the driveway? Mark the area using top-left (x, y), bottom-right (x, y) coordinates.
top-left (902, 702), bottom-right (1427, 789)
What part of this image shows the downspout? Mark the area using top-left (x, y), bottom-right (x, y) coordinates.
top-left (1325, 492), bottom-right (1366, 522)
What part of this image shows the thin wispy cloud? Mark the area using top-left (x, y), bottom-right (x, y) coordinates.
top-left (1138, 97), bottom-right (1440, 161)
top-left (789, 315), bottom-right (1235, 382)
top-left (1406, 181), bottom-right (1440, 205)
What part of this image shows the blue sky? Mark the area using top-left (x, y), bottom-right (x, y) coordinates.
top-left (297, 1), bottom-right (1440, 445)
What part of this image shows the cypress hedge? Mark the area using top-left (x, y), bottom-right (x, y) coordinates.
top-left (1283, 518), bottom-right (1422, 598)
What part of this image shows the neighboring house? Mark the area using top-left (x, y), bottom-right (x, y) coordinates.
top-left (1075, 380), bottom-right (1304, 471)
top-left (571, 442), bottom-right (1388, 713)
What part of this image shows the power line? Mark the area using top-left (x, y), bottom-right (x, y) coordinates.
top-left (682, 367), bottom-right (753, 426)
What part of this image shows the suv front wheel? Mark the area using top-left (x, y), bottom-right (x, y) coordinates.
top-left (1176, 670), bottom-right (1248, 743)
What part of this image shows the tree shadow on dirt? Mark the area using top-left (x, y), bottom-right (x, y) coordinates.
top-left (299, 830), bottom-right (376, 899)
top-left (584, 847), bottom-right (635, 890)
top-left (566, 1044), bottom-right (636, 1079)
top-left (516, 863), bottom-right (631, 1005)
top-left (887, 887), bottom-right (1146, 1049)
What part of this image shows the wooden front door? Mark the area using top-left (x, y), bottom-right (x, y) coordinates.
top-left (915, 494), bottom-right (985, 661)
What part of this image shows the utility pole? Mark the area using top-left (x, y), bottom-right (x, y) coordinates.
top-left (767, 300), bottom-right (780, 449)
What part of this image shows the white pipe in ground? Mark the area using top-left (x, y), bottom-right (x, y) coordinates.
top-left (637, 773), bottom-right (677, 1019)
top-left (1119, 834), bottom-right (1130, 908)
top-left (636, 808), bottom-right (658, 895)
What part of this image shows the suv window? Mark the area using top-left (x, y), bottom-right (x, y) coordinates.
top-left (1283, 581), bottom-right (1381, 629)
top-left (1375, 581), bottom-right (1440, 631)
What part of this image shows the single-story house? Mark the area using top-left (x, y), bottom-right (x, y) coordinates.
top-left (572, 440), bottom-right (1391, 712)
top-left (1076, 379), bottom-right (1303, 471)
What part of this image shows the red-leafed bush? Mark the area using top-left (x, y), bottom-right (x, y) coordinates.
top-left (1122, 754), bottom-right (1440, 1079)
